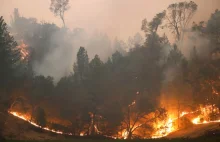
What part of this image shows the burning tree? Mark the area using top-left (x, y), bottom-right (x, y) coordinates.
top-left (120, 99), bottom-right (167, 139)
top-left (16, 40), bottom-right (29, 60)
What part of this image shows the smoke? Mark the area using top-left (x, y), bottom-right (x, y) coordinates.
top-left (9, 10), bottom-right (141, 83)
top-left (177, 32), bottom-right (211, 60)
top-left (159, 30), bottom-right (212, 113)
top-left (33, 29), bottom-right (75, 83)
top-left (32, 27), bottom-right (116, 83)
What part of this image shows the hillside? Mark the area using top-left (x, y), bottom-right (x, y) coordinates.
top-left (2, 112), bottom-right (65, 140)
top-left (167, 122), bottom-right (220, 138)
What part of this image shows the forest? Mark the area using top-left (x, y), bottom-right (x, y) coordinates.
top-left (0, 0), bottom-right (220, 140)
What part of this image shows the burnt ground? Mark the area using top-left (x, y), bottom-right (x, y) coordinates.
top-left (167, 122), bottom-right (220, 138)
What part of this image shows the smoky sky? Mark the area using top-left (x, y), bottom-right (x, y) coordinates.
top-left (1, 0), bottom-right (220, 40)
top-left (1, 0), bottom-right (220, 83)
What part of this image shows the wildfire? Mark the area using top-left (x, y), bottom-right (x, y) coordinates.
top-left (192, 104), bottom-right (220, 125)
top-left (8, 104), bottom-right (220, 139)
top-left (16, 40), bottom-right (29, 60)
top-left (151, 110), bottom-right (199, 139)
top-left (152, 104), bottom-right (220, 138)
top-left (212, 87), bottom-right (219, 95)
top-left (9, 111), bottom-right (73, 136)
top-left (151, 118), bottom-right (174, 139)
top-left (121, 130), bottom-right (129, 139)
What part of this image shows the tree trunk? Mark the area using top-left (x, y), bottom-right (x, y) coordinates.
top-left (61, 16), bottom-right (65, 28)
top-left (127, 130), bottom-right (132, 139)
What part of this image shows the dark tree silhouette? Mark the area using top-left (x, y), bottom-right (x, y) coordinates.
top-left (50, 0), bottom-right (70, 27)
top-left (0, 16), bottom-right (21, 138)
top-left (165, 1), bottom-right (197, 41)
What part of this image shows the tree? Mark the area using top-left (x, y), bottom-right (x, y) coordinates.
top-left (0, 16), bottom-right (21, 137)
top-left (0, 16), bottom-right (21, 106)
top-left (34, 107), bottom-right (46, 127)
top-left (141, 11), bottom-right (166, 50)
top-left (82, 55), bottom-right (105, 136)
top-left (0, 16), bottom-right (21, 89)
top-left (89, 55), bottom-right (104, 78)
top-left (75, 47), bottom-right (89, 81)
top-left (165, 1), bottom-right (198, 41)
top-left (167, 44), bottom-right (184, 67)
top-left (206, 9), bottom-right (220, 48)
top-left (30, 76), bottom-right (54, 122)
top-left (50, 0), bottom-right (70, 27)
top-left (191, 9), bottom-right (220, 105)
top-left (127, 33), bottom-right (144, 49)
top-left (113, 38), bottom-right (127, 55)
top-left (142, 11), bottom-right (166, 36)
top-left (111, 51), bottom-right (123, 65)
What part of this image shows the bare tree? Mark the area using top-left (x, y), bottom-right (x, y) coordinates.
top-left (165, 1), bottom-right (197, 41)
top-left (50, 0), bottom-right (70, 27)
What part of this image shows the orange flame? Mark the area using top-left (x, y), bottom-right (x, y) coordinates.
top-left (17, 40), bottom-right (29, 60)
top-left (8, 104), bottom-right (220, 139)
top-left (9, 111), bottom-right (73, 135)
top-left (192, 104), bottom-right (220, 125)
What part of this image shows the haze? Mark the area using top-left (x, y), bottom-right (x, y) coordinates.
top-left (1, 0), bottom-right (220, 40)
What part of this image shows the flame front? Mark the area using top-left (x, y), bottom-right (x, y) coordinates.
top-left (192, 104), bottom-right (220, 125)
top-left (151, 110), bottom-right (198, 138)
top-left (9, 111), bottom-right (72, 135)
top-left (9, 104), bottom-right (220, 139)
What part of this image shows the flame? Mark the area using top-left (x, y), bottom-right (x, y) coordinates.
top-left (151, 117), bottom-right (175, 139)
top-left (151, 110), bottom-right (200, 138)
top-left (152, 104), bottom-right (220, 138)
top-left (9, 111), bottom-right (116, 139)
top-left (17, 40), bottom-right (29, 60)
top-left (121, 130), bottom-right (129, 139)
top-left (80, 132), bottom-right (84, 136)
top-left (9, 111), bottom-right (73, 135)
top-left (212, 87), bottom-right (219, 95)
top-left (8, 104), bottom-right (220, 139)
top-left (192, 104), bottom-right (220, 125)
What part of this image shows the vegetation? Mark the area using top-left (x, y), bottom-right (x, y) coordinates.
top-left (0, 0), bottom-right (220, 140)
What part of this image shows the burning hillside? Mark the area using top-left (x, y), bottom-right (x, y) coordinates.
top-left (8, 103), bottom-right (220, 139)
top-left (1, 0), bottom-right (220, 141)
top-left (9, 111), bottom-right (69, 135)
